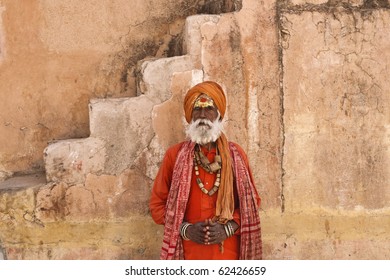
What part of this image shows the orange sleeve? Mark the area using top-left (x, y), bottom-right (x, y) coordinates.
top-left (149, 143), bottom-right (183, 225)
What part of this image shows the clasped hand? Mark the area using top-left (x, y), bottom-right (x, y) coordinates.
top-left (186, 219), bottom-right (229, 245)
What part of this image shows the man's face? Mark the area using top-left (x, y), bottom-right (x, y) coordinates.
top-left (191, 95), bottom-right (219, 125)
top-left (186, 94), bottom-right (223, 145)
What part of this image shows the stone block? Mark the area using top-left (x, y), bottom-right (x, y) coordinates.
top-left (84, 173), bottom-right (118, 218)
top-left (89, 96), bottom-right (155, 174)
top-left (87, 55), bottom-right (196, 177)
top-left (137, 55), bottom-right (194, 102)
top-left (44, 137), bottom-right (106, 185)
top-left (35, 182), bottom-right (68, 222)
top-left (112, 169), bottom-right (153, 217)
top-left (0, 180), bottom-right (45, 251)
top-left (282, 10), bottom-right (390, 211)
top-left (138, 70), bottom-right (203, 179)
top-left (183, 15), bottom-right (221, 68)
top-left (0, 184), bottom-right (39, 222)
top-left (64, 185), bottom-right (96, 221)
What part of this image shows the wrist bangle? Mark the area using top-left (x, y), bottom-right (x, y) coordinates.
top-left (224, 222), bottom-right (234, 238)
top-left (224, 223), bottom-right (231, 237)
top-left (180, 222), bottom-right (191, 240)
top-left (227, 221), bottom-right (234, 236)
top-left (224, 221), bottom-right (236, 238)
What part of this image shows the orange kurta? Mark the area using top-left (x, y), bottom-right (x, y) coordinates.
top-left (150, 142), bottom-right (255, 260)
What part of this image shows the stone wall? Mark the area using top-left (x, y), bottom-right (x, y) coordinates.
top-left (0, 0), bottom-right (389, 260)
top-left (272, 0), bottom-right (390, 259)
top-left (0, 0), bottom-right (240, 180)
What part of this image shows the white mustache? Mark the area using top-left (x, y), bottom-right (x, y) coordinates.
top-left (195, 119), bottom-right (213, 127)
top-left (185, 117), bottom-right (224, 145)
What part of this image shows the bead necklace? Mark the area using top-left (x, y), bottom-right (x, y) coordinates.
top-left (194, 144), bottom-right (221, 173)
top-left (193, 145), bottom-right (221, 196)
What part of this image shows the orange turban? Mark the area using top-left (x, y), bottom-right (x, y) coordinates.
top-left (184, 81), bottom-right (227, 123)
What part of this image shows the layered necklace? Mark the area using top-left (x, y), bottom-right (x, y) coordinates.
top-left (194, 144), bottom-right (221, 196)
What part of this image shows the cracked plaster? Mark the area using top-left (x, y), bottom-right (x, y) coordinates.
top-left (281, 9), bottom-right (390, 211)
top-left (1, 0), bottom-right (390, 260)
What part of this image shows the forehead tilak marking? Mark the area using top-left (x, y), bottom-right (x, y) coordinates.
top-left (193, 94), bottom-right (214, 108)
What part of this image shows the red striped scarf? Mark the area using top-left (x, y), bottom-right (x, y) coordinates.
top-left (160, 141), bottom-right (262, 259)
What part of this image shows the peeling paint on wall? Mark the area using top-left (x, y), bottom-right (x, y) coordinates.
top-left (280, 2), bottom-right (390, 212)
top-left (1, 0), bottom-right (390, 260)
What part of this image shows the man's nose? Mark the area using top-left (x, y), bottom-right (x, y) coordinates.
top-left (199, 108), bottom-right (206, 118)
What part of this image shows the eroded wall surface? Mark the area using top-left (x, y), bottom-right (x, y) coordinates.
top-left (0, 0), bottom-right (389, 260)
top-left (270, 0), bottom-right (390, 259)
top-left (282, 7), bottom-right (390, 211)
top-left (0, 0), bottom-right (239, 179)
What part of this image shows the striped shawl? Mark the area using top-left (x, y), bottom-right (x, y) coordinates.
top-left (160, 141), bottom-right (262, 259)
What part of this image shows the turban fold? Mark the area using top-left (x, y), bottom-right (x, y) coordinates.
top-left (184, 81), bottom-right (227, 123)
top-left (183, 81), bottom-right (234, 223)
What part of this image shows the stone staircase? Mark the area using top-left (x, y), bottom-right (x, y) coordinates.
top-left (0, 13), bottom-right (232, 259)
top-left (43, 15), bottom-right (221, 186)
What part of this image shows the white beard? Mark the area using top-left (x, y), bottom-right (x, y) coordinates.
top-left (185, 117), bottom-right (224, 145)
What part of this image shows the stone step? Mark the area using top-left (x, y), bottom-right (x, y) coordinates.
top-left (44, 137), bottom-right (106, 184)
top-left (183, 15), bottom-right (220, 68)
top-left (43, 14), bottom-right (221, 185)
top-left (136, 55), bottom-right (194, 102)
top-left (0, 172), bottom-right (46, 191)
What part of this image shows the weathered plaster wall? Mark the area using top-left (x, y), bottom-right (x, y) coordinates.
top-left (281, 4), bottom-right (390, 211)
top-left (0, 0), bottom-right (389, 260)
top-left (1, 0), bottom-right (260, 260)
top-left (0, 0), bottom-right (240, 180)
top-left (268, 0), bottom-right (390, 259)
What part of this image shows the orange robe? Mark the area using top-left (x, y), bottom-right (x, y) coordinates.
top-left (150, 142), bottom-right (255, 260)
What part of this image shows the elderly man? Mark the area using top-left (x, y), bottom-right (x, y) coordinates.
top-left (149, 81), bottom-right (262, 260)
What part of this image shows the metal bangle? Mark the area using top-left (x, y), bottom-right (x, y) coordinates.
top-left (227, 221), bottom-right (235, 237)
top-left (224, 223), bottom-right (233, 238)
top-left (180, 222), bottom-right (191, 240)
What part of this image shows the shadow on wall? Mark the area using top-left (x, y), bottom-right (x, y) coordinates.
top-left (363, 0), bottom-right (390, 8)
top-left (200, 0), bottom-right (242, 14)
